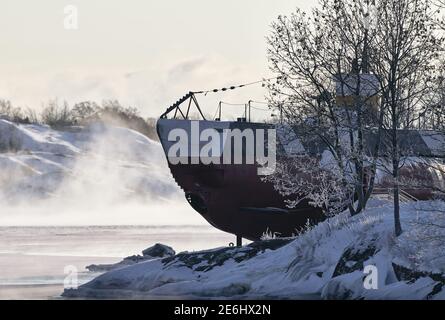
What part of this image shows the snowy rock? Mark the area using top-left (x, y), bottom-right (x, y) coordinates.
top-left (142, 243), bottom-right (175, 258)
top-left (333, 242), bottom-right (378, 277)
top-left (63, 239), bottom-right (294, 299)
top-left (64, 201), bottom-right (445, 300)
top-left (86, 244), bottom-right (176, 272)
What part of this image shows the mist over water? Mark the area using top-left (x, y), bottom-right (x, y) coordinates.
top-left (0, 121), bottom-right (205, 226)
top-left (0, 120), bottom-right (234, 300)
top-left (0, 203), bottom-right (204, 226)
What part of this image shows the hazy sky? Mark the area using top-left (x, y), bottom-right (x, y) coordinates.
top-left (0, 0), bottom-right (312, 118)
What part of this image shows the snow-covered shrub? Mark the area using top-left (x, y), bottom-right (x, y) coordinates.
top-left (40, 100), bottom-right (74, 127)
top-left (260, 228), bottom-right (283, 240)
top-left (264, 155), bottom-right (353, 216)
top-left (70, 101), bottom-right (100, 123)
top-left (0, 99), bottom-right (30, 124)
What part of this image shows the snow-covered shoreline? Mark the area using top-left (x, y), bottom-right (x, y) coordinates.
top-left (0, 119), bottom-right (179, 204)
top-left (64, 200), bottom-right (445, 300)
top-left (0, 119), bottom-right (208, 226)
top-left (0, 225), bottom-right (233, 300)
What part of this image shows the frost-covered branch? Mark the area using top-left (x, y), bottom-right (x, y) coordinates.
top-left (264, 155), bottom-right (355, 215)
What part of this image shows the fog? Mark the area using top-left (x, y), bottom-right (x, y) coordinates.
top-left (0, 120), bottom-right (205, 226)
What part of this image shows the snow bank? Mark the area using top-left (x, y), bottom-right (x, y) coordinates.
top-left (64, 200), bottom-right (445, 299)
top-left (0, 120), bottom-right (197, 225)
top-left (0, 119), bottom-right (179, 203)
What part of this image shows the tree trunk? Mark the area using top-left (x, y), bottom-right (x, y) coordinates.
top-left (393, 176), bottom-right (403, 237)
top-left (392, 114), bottom-right (403, 237)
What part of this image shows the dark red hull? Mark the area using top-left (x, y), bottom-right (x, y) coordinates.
top-left (157, 119), bottom-right (445, 241)
top-left (168, 162), bottom-right (325, 241)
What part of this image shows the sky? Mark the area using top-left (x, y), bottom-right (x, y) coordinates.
top-left (0, 0), bottom-right (313, 119)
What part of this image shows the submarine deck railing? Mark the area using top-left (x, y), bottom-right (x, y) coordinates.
top-left (160, 92), bottom-right (207, 121)
top-left (160, 92), bottom-right (276, 123)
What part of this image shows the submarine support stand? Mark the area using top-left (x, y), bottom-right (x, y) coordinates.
top-left (236, 235), bottom-right (242, 247)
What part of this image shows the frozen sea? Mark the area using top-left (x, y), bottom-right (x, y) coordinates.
top-left (0, 225), bottom-right (233, 299)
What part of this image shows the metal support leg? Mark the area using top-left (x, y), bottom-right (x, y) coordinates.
top-left (236, 235), bottom-right (242, 247)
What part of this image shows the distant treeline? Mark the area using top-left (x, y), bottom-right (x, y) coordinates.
top-left (0, 99), bottom-right (159, 141)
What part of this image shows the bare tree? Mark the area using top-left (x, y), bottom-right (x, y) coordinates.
top-left (370, 0), bottom-right (443, 236)
top-left (40, 99), bottom-right (73, 127)
top-left (267, 0), bottom-right (443, 236)
top-left (267, 0), bottom-right (385, 216)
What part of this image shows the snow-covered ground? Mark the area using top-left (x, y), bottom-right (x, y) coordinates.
top-left (64, 200), bottom-right (445, 300)
top-left (0, 119), bottom-right (178, 203)
top-left (0, 119), bottom-right (206, 226)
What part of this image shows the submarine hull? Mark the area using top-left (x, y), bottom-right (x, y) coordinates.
top-left (157, 118), bottom-right (445, 241)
